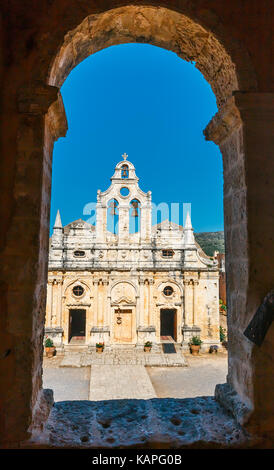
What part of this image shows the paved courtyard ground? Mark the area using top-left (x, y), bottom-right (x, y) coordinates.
top-left (43, 353), bottom-right (228, 402)
top-left (147, 353), bottom-right (228, 398)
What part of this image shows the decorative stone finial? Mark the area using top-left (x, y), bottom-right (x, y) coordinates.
top-left (54, 209), bottom-right (62, 228)
top-left (122, 152), bottom-right (128, 161)
top-left (185, 211), bottom-right (192, 229)
top-left (184, 211), bottom-right (195, 246)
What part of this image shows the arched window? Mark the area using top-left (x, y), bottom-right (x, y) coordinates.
top-left (121, 164), bottom-right (129, 179)
top-left (107, 198), bottom-right (119, 234)
top-left (129, 199), bottom-right (140, 233)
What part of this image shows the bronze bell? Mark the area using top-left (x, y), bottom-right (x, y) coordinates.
top-left (121, 166), bottom-right (128, 177)
top-left (109, 201), bottom-right (118, 216)
top-left (131, 201), bottom-right (139, 217)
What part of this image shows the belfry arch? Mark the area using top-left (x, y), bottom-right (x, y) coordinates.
top-left (1, 1), bottom-right (273, 448)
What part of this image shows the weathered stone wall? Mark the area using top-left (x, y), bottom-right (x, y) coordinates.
top-left (0, 0), bottom-right (273, 447)
top-left (205, 93), bottom-right (274, 437)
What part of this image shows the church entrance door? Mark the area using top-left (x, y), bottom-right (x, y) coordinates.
top-left (160, 309), bottom-right (177, 341)
top-left (69, 309), bottom-right (86, 342)
top-left (114, 308), bottom-right (133, 343)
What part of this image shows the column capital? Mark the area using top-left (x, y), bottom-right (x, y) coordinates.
top-left (204, 96), bottom-right (241, 146)
top-left (204, 92), bottom-right (274, 146)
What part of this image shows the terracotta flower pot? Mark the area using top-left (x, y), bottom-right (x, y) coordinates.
top-left (45, 347), bottom-right (55, 358)
top-left (144, 346), bottom-right (152, 353)
top-left (96, 347), bottom-right (103, 353)
top-left (190, 345), bottom-right (200, 356)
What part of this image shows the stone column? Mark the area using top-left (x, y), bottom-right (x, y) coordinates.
top-left (96, 199), bottom-right (107, 243)
top-left (182, 279), bottom-right (195, 347)
top-left (107, 294), bottom-right (111, 329)
top-left (56, 280), bottom-right (63, 327)
top-left (101, 278), bottom-right (109, 326)
top-left (140, 193), bottom-right (152, 243)
top-left (51, 280), bottom-right (57, 327)
top-left (118, 204), bottom-right (129, 243)
top-left (205, 93), bottom-right (274, 436)
top-left (183, 280), bottom-right (193, 327)
top-left (138, 278), bottom-right (145, 328)
top-left (148, 279), bottom-right (154, 325)
top-left (192, 280), bottom-right (199, 327)
top-left (93, 280), bottom-right (99, 326)
top-left (46, 281), bottom-right (53, 327)
top-left (144, 280), bottom-right (149, 326)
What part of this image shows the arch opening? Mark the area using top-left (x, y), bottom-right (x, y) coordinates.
top-left (43, 4), bottom-right (241, 438)
top-left (49, 5), bottom-right (240, 108)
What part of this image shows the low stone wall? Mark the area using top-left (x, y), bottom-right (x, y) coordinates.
top-left (24, 397), bottom-right (258, 449)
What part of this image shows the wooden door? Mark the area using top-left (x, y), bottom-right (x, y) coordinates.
top-left (114, 309), bottom-right (132, 343)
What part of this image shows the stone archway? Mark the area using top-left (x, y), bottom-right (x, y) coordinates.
top-left (1, 1), bottom-right (273, 448)
top-left (48, 5), bottom-right (243, 107)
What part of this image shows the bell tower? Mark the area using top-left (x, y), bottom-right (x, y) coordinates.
top-left (95, 153), bottom-right (152, 244)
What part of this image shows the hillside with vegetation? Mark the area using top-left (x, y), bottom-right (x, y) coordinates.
top-left (195, 231), bottom-right (225, 257)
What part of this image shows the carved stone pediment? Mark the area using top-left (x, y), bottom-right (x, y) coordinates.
top-left (111, 282), bottom-right (136, 304)
top-left (114, 296), bottom-right (134, 305)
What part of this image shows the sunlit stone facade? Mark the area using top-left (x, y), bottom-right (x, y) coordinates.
top-left (45, 156), bottom-right (220, 351)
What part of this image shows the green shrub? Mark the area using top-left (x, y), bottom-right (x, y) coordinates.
top-left (45, 338), bottom-right (54, 348)
top-left (189, 336), bottom-right (203, 346)
top-left (144, 341), bottom-right (152, 348)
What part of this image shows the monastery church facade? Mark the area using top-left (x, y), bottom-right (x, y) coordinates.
top-left (45, 155), bottom-right (220, 351)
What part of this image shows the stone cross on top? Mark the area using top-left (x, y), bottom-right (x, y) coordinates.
top-left (122, 152), bottom-right (128, 161)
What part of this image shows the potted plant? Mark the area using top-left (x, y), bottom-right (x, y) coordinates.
top-left (219, 325), bottom-right (227, 342)
top-left (96, 342), bottom-right (104, 353)
top-left (44, 337), bottom-right (55, 358)
top-left (189, 336), bottom-right (203, 355)
top-left (144, 341), bottom-right (152, 352)
top-left (220, 326), bottom-right (228, 349)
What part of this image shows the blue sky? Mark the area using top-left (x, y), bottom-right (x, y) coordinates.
top-left (50, 43), bottom-right (223, 235)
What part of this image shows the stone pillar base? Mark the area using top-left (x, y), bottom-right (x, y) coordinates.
top-left (44, 327), bottom-right (63, 348)
top-left (137, 326), bottom-right (157, 346)
top-left (181, 325), bottom-right (201, 349)
top-left (27, 388), bottom-right (54, 441)
top-left (90, 326), bottom-right (110, 347)
top-left (215, 382), bottom-right (252, 426)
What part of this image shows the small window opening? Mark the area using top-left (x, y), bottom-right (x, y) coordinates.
top-left (163, 286), bottom-right (174, 296)
top-left (162, 249), bottom-right (174, 258)
top-left (73, 285), bottom-right (84, 297)
top-left (74, 250), bottom-right (85, 257)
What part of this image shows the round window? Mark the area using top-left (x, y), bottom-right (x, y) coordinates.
top-left (73, 285), bottom-right (84, 297)
top-left (163, 286), bottom-right (173, 296)
top-left (120, 187), bottom-right (130, 197)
